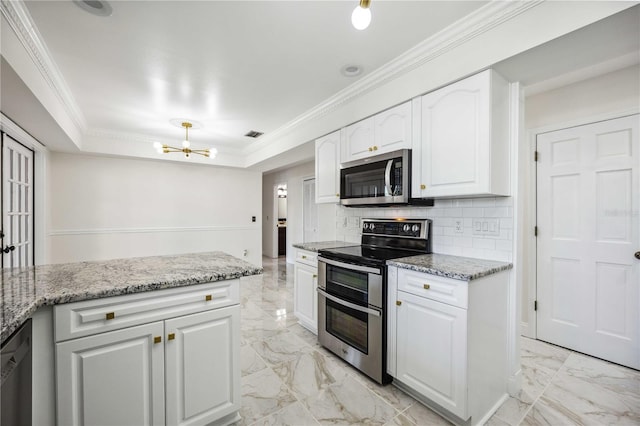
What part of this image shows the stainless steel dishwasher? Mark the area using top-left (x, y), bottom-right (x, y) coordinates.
top-left (1, 319), bottom-right (32, 426)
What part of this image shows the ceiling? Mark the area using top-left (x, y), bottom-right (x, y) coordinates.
top-left (19, 0), bottom-right (486, 154)
top-left (1, 1), bottom-right (638, 172)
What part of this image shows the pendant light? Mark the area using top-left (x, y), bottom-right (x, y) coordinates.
top-left (351, 0), bottom-right (371, 30)
top-left (153, 122), bottom-right (217, 159)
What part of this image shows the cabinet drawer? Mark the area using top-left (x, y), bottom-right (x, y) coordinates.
top-left (296, 249), bottom-right (317, 267)
top-left (398, 269), bottom-right (467, 309)
top-left (54, 280), bottom-right (240, 342)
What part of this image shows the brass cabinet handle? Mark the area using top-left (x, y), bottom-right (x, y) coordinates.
top-left (302, 255), bottom-right (307, 259)
top-left (423, 284), bottom-right (431, 290)
top-left (168, 333), bottom-right (175, 341)
top-left (154, 336), bottom-right (162, 344)
top-left (205, 294), bottom-right (212, 301)
top-left (313, 274), bottom-right (317, 278)
top-left (105, 312), bottom-right (115, 320)
top-left (368, 147), bottom-right (373, 152)
top-left (373, 145), bottom-right (378, 151)
top-left (420, 184), bottom-right (426, 190)
top-left (336, 193), bottom-right (340, 197)
top-left (396, 300), bottom-right (402, 306)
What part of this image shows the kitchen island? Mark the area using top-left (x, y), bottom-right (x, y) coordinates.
top-left (1, 251), bottom-right (262, 426)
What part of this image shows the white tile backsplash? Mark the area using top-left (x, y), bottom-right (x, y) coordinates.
top-left (335, 196), bottom-right (513, 262)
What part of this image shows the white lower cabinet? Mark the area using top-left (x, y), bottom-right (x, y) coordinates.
top-left (293, 249), bottom-right (318, 334)
top-left (396, 291), bottom-right (467, 418)
top-left (55, 281), bottom-right (241, 426)
top-left (56, 321), bottom-right (166, 426)
top-left (388, 267), bottom-right (509, 426)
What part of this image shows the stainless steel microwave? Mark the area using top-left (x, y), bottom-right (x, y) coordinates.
top-left (340, 149), bottom-right (410, 206)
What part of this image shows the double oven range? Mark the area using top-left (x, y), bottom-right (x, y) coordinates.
top-left (317, 219), bottom-right (432, 384)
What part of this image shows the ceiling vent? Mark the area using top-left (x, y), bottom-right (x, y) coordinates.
top-left (244, 130), bottom-right (264, 139)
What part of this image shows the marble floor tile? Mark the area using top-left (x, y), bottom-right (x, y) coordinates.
top-left (272, 349), bottom-right (350, 400)
top-left (239, 368), bottom-right (297, 425)
top-left (383, 412), bottom-right (416, 426)
top-left (250, 330), bottom-right (314, 366)
top-left (301, 374), bottom-right (398, 425)
top-left (397, 400), bottom-right (452, 426)
top-left (351, 374), bottom-right (416, 412)
top-left (241, 344), bottom-right (268, 377)
top-left (248, 401), bottom-right (320, 426)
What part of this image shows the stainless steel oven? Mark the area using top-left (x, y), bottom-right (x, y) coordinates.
top-left (317, 218), bottom-right (432, 385)
top-left (317, 257), bottom-right (389, 384)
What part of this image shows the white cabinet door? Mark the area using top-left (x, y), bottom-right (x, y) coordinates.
top-left (165, 306), bottom-right (241, 426)
top-left (342, 117), bottom-right (374, 163)
top-left (294, 262), bottom-right (318, 334)
top-left (374, 101), bottom-right (412, 154)
top-left (396, 291), bottom-right (468, 419)
top-left (315, 130), bottom-right (341, 203)
top-left (415, 69), bottom-right (509, 198)
top-left (56, 321), bottom-right (165, 426)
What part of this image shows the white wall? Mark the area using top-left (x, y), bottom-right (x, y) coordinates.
top-left (520, 64), bottom-right (640, 335)
top-left (47, 152), bottom-right (262, 266)
top-left (263, 161), bottom-right (337, 263)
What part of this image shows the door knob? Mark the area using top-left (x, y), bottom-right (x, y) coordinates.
top-left (635, 251), bottom-right (640, 260)
top-left (2, 245), bottom-right (15, 253)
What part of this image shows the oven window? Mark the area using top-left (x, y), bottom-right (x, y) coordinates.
top-left (326, 265), bottom-right (368, 304)
top-left (326, 298), bottom-right (368, 354)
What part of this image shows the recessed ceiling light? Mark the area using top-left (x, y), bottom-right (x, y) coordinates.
top-left (73, 0), bottom-right (113, 17)
top-left (341, 65), bottom-right (363, 77)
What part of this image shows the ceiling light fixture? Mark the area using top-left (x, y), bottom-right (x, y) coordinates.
top-left (73, 0), bottom-right (113, 17)
top-left (351, 0), bottom-right (371, 30)
top-left (153, 122), bottom-right (217, 159)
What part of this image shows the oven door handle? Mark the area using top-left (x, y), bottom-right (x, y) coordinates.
top-left (318, 256), bottom-right (381, 275)
top-left (317, 288), bottom-right (382, 317)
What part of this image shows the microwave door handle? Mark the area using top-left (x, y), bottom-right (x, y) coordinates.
top-left (384, 159), bottom-right (393, 196)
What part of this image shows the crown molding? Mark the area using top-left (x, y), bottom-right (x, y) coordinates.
top-left (0, 112), bottom-right (47, 151)
top-left (243, 0), bottom-right (544, 154)
top-left (0, 0), bottom-right (87, 132)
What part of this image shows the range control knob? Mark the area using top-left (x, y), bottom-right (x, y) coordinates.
top-left (412, 224), bottom-right (420, 233)
top-left (369, 223), bottom-right (376, 231)
top-left (402, 224), bottom-right (410, 232)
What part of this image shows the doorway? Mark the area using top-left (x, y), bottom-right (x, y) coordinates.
top-left (1, 132), bottom-right (35, 268)
top-left (535, 114), bottom-right (639, 369)
top-left (276, 184), bottom-right (287, 257)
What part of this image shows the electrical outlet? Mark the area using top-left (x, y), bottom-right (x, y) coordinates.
top-left (454, 220), bottom-right (463, 233)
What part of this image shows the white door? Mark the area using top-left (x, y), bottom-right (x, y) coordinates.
top-left (303, 178), bottom-right (318, 242)
top-left (56, 321), bottom-right (166, 426)
top-left (165, 306), bottom-right (240, 426)
top-left (315, 130), bottom-right (340, 203)
top-left (374, 101), bottom-right (412, 154)
top-left (342, 117), bottom-right (374, 162)
top-left (2, 134), bottom-right (34, 268)
top-left (537, 115), bottom-right (639, 369)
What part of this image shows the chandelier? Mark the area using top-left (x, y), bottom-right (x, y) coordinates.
top-left (153, 121), bottom-right (217, 159)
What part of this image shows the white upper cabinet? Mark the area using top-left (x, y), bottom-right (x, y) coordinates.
top-left (342, 101), bottom-right (412, 163)
top-left (315, 130), bottom-right (341, 203)
top-left (413, 69), bottom-right (510, 198)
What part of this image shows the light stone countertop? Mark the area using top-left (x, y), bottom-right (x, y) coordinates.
top-left (292, 241), bottom-right (358, 253)
top-left (1, 251), bottom-right (262, 343)
top-left (387, 253), bottom-right (512, 281)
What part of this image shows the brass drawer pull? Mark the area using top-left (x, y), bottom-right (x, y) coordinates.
top-left (302, 255), bottom-right (307, 259)
top-left (396, 300), bottom-right (402, 306)
top-left (373, 145), bottom-right (378, 151)
top-left (368, 147), bottom-right (373, 152)
top-left (420, 184), bottom-right (426, 190)
top-left (423, 284), bottom-right (431, 290)
top-left (154, 336), bottom-right (162, 344)
top-left (313, 274), bottom-right (317, 278)
top-left (168, 333), bottom-right (175, 341)
top-left (205, 294), bottom-right (212, 301)
top-left (105, 312), bottom-right (115, 320)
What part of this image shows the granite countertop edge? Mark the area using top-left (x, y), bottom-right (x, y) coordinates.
top-left (292, 241), bottom-right (359, 252)
top-left (387, 253), bottom-right (513, 281)
top-left (1, 252), bottom-right (262, 343)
